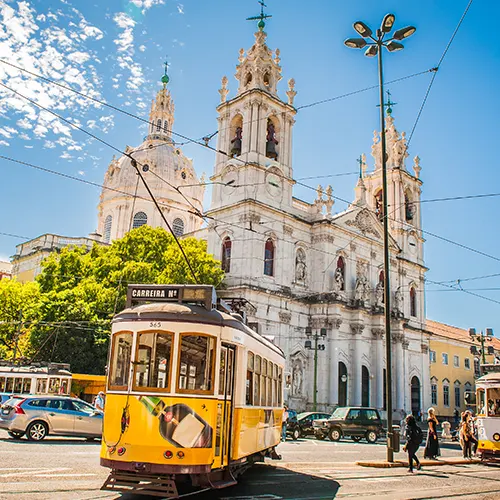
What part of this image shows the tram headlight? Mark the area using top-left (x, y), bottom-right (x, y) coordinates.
top-left (164, 450), bottom-right (173, 459)
top-left (117, 447), bottom-right (126, 456)
top-left (177, 451), bottom-right (185, 459)
top-left (493, 433), bottom-right (500, 442)
top-left (108, 446), bottom-right (116, 455)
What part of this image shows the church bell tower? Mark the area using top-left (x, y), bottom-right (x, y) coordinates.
top-left (209, 7), bottom-right (297, 212)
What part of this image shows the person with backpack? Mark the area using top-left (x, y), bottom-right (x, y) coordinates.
top-left (403, 414), bottom-right (423, 473)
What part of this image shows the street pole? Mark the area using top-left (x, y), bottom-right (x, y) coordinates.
top-left (377, 31), bottom-right (394, 464)
top-left (480, 332), bottom-right (486, 366)
top-left (313, 334), bottom-right (318, 411)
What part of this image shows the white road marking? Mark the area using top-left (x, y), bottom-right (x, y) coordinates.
top-left (0, 468), bottom-right (69, 477)
top-left (31, 473), bottom-right (97, 478)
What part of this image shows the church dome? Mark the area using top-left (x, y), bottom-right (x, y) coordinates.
top-left (97, 76), bottom-right (205, 243)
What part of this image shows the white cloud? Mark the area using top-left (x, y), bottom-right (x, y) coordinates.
top-left (78, 170), bottom-right (85, 176)
top-left (139, 44), bottom-right (146, 52)
top-left (177, 4), bottom-right (184, 14)
top-left (0, 139), bottom-right (9, 146)
top-left (130, 0), bottom-right (165, 13)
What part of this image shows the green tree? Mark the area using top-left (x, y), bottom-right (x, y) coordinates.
top-left (30, 226), bottom-right (224, 373)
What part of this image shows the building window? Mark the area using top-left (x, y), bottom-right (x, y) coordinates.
top-left (221, 237), bottom-right (231, 273)
top-left (431, 383), bottom-right (437, 405)
top-left (429, 350), bottom-right (436, 363)
top-left (164, 120), bottom-right (169, 133)
top-left (156, 119), bottom-right (161, 132)
top-left (405, 192), bottom-right (414, 222)
top-left (264, 238), bottom-right (275, 276)
top-left (455, 385), bottom-right (461, 409)
top-left (132, 211), bottom-right (147, 229)
top-left (453, 355), bottom-right (460, 368)
top-left (474, 358), bottom-right (480, 377)
top-left (465, 358), bottom-right (470, 370)
top-left (410, 287), bottom-right (417, 317)
top-left (442, 353), bottom-right (448, 365)
top-left (336, 256), bottom-right (345, 291)
top-left (103, 215), bottom-right (112, 243)
top-left (443, 385), bottom-right (450, 407)
top-left (172, 218), bottom-right (184, 237)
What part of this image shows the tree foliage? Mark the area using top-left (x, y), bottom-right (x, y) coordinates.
top-left (2, 226), bottom-right (224, 374)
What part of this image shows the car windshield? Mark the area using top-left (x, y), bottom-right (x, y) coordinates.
top-left (331, 407), bottom-right (349, 419)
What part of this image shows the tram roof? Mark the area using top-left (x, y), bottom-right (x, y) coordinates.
top-left (476, 371), bottom-right (500, 387)
top-left (113, 302), bottom-right (284, 358)
top-left (0, 364), bottom-right (71, 376)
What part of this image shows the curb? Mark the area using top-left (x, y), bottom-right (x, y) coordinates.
top-left (356, 458), bottom-right (480, 468)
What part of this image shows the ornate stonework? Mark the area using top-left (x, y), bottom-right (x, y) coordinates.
top-left (346, 209), bottom-right (380, 238)
top-left (421, 343), bottom-right (429, 353)
top-left (312, 234), bottom-right (334, 244)
top-left (279, 311), bottom-right (291, 324)
top-left (371, 328), bottom-right (385, 339)
top-left (350, 322), bottom-right (365, 335)
top-left (239, 212), bottom-right (261, 224)
top-left (283, 224), bottom-right (294, 236)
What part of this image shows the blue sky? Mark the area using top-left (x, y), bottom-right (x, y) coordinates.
top-left (1, 0), bottom-right (499, 335)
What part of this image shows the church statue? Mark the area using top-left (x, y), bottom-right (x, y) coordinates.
top-left (355, 274), bottom-right (369, 304)
top-left (332, 267), bottom-right (344, 294)
top-left (393, 286), bottom-right (404, 315)
top-left (292, 361), bottom-right (303, 396)
top-left (375, 281), bottom-right (384, 307)
top-left (295, 254), bottom-right (306, 282)
top-left (266, 120), bottom-right (279, 160)
top-left (230, 126), bottom-right (242, 157)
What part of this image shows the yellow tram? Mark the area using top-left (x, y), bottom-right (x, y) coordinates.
top-left (101, 284), bottom-right (285, 497)
top-left (475, 365), bottom-right (500, 462)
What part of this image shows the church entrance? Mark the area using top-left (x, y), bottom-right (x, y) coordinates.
top-left (338, 362), bottom-right (347, 407)
top-left (411, 376), bottom-right (421, 417)
top-left (361, 366), bottom-right (370, 407)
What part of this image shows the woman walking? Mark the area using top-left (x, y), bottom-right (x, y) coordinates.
top-left (459, 411), bottom-right (470, 458)
top-left (404, 414), bottom-right (422, 473)
top-left (424, 407), bottom-right (440, 459)
top-left (460, 411), bottom-right (478, 459)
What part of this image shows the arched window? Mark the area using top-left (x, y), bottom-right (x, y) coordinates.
top-left (410, 286), bottom-right (417, 317)
top-left (295, 248), bottom-right (306, 282)
top-left (221, 237), bottom-right (231, 273)
top-left (411, 376), bottom-right (421, 416)
top-left (172, 218), bottom-right (184, 237)
top-left (264, 238), bottom-right (275, 277)
top-left (374, 190), bottom-right (383, 220)
top-left (338, 362), bottom-right (347, 407)
top-left (405, 192), bottom-right (414, 222)
top-left (245, 72), bottom-right (252, 85)
top-left (361, 366), bottom-right (370, 407)
top-left (336, 256), bottom-right (345, 291)
top-left (103, 215), bottom-right (112, 243)
top-left (164, 120), bottom-right (169, 134)
top-left (132, 211), bottom-right (147, 229)
top-left (156, 119), bottom-right (161, 132)
top-left (263, 72), bottom-right (271, 87)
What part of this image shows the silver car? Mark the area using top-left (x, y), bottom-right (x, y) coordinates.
top-left (0, 395), bottom-right (102, 441)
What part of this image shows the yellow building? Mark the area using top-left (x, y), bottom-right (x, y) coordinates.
top-left (427, 320), bottom-right (500, 419)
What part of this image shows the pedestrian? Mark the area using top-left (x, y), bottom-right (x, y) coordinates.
top-left (94, 391), bottom-right (105, 412)
top-left (423, 407), bottom-right (440, 459)
top-left (453, 408), bottom-right (460, 428)
top-left (459, 411), bottom-right (469, 458)
top-left (463, 411), bottom-right (478, 459)
top-left (403, 414), bottom-right (423, 473)
top-left (281, 405), bottom-right (289, 442)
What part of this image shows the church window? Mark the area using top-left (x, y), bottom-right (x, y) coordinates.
top-left (132, 211), bottom-right (147, 229)
top-left (245, 72), bottom-right (252, 85)
top-left (295, 248), bottom-right (306, 283)
top-left (410, 286), bottom-right (417, 317)
top-left (263, 72), bottom-right (271, 88)
top-left (405, 192), bottom-right (414, 222)
top-left (266, 118), bottom-right (278, 160)
top-left (264, 238), bottom-right (275, 277)
top-left (156, 119), bottom-right (161, 132)
top-left (221, 237), bottom-right (231, 273)
top-left (230, 115), bottom-right (243, 157)
top-left (361, 366), bottom-right (370, 407)
top-left (164, 120), bottom-right (169, 133)
top-left (374, 190), bottom-right (383, 220)
top-left (172, 218), bottom-right (184, 237)
top-left (336, 256), bottom-right (345, 291)
top-left (103, 215), bottom-right (112, 243)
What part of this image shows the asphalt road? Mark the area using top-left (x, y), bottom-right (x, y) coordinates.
top-left (0, 430), bottom-right (499, 500)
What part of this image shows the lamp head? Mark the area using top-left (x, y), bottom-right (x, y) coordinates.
top-left (344, 37), bottom-right (367, 49)
top-left (381, 13), bottom-right (396, 33)
top-left (386, 41), bottom-right (404, 52)
top-left (320, 328), bottom-right (327, 337)
top-left (469, 328), bottom-right (476, 337)
top-left (486, 328), bottom-right (494, 337)
top-left (393, 26), bottom-right (416, 40)
top-left (305, 339), bottom-right (312, 350)
top-left (353, 21), bottom-right (372, 38)
top-left (305, 326), bottom-right (312, 336)
top-left (365, 45), bottom-right (378, 57)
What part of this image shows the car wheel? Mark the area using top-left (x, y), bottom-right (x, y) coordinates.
top-left (26, 421), bottom-right (48, 441)
top-left (366, 430), bottom-right (378, 443)
top-left (329, 428), bottom-right (341, 442)
top-left (8, 431), bottom-right (25, 439)
top-left (352, 436), bottom-right (362, 442)
top-left (292, 428), bottom-right (301, 440)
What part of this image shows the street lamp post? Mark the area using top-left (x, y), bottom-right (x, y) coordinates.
top-left (344, 14), bottom-right (416, 463)
top-left (469, 328), bottom-right (494, 372)
top-left (305, 327), bottom-right (327, 411)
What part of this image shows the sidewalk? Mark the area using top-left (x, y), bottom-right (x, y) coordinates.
top-left (357, 457), bottom-right (480, 468)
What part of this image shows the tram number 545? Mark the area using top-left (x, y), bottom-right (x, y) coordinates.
top-left (149, 322), bottom-right (162, 328)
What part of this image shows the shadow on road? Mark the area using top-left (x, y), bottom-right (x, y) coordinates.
top-left (0, 436), bottom-right (101, 445)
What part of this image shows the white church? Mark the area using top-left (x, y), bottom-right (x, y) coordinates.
top-left (18, 21), bottom-right (432, 417)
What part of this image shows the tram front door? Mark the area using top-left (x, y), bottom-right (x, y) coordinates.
top-left (213, 344), bottom-right (235, 470)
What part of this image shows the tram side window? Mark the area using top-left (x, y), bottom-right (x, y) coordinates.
top-left (48, 378), bottom-right (62, 394)
top-left (278, 367), bottom-right (283, 406)
top-left (254, 355), bottom-right (261, 406)
top-left (6, 377), bottom-right (14, 393)
top-left (134, 332), bottom-right (173, 391)
top-left (109, 332), bottom-right (133, 389)
top-left (14, 378), bottom-right (22, 393)
top-left (246, 352), bottom-right (254, 405)
top-left (21, 378), bottom-right (31, 394)
top-left (0, 377), bottom-right (5, 392)
top-left (177, 334), bottom-right (215, 394)
top-left (36, 378), bottom-right (47, 394)
top-left (487, 388), bottom-right (500, 416)
top-left (477, 389), bottom-right (486, 415)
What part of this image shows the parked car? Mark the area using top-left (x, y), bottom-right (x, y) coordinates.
top-left (0, 395), bottom-right (102, 441)
top-left (313, 407), bottom-right (384, 443)
top-left (288, 412), bottom-right (331, 440)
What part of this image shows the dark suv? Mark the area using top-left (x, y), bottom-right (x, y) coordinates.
top-left (313, 407), bottom-right (383, 443)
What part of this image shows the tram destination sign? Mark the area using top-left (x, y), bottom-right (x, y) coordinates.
top-left (126, 284), bottom-right (216, 310)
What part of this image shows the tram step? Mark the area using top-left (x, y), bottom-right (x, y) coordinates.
top-left (209, 469), bottom-right (237, 489)
top-left (101, 471), bottom-right (178, 498)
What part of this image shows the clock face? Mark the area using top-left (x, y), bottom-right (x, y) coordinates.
top-left (266, 173), bottom-right (282, 198)
top-left (408, 235), bottom-right (418, 255)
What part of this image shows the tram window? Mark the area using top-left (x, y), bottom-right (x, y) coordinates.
top-left (254, 355), bottom-right (261, 405)
top-left (261, 372), bottom-right (266, 407)
top-left (109, 332), bottom-right (133, 389)
top-left (48, 378), bottom-right (61, 394)
top-left (21, 379), bottom-right (31, 394)
top-left (246, 352), bottom-right (254, 405)
top-left (14, 378), bottom-right (22, 393)
top-left (219, 348), bottom-right (226, 396)
top-left (177, 334), bottom-right (215, 394)
top-left (36, 378), bottom-right (47, 394)
top-left (134, 332), bottom-right (173, 391)
top-left (60, 380), bottom-right (69, 394)
top-left (487, 389), bottom-right (500, 416)
top-left (278, 367), bottom-right (283, 406)
top-left (477, 389), bottom-right (486, 415)
top-left (0, 377), bottom-right (5, 392)
top-left (267, 376), bottom-right (272, 407)
top-left (6, 377), bottom-right (14, 393)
